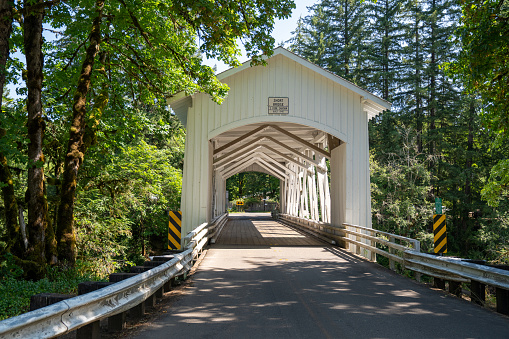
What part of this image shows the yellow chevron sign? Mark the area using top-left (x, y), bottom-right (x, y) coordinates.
top-left (236, 201), bottom-right (244, 206)
top-left (168, 211), bottom-right (182, 250)
top-left (433, 214), bottom-right (447, 254)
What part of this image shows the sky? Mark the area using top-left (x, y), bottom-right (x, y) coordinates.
top-left (202, 0), bottom-right (316, 74)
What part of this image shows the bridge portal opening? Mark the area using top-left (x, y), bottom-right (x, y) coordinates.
top-left (212, 122), bottom-right (337, 226)
top-left (225, 172), bottom-right (280, 212)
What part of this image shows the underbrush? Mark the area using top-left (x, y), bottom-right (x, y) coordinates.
top-left (0, 254), bottom-right (106, 321)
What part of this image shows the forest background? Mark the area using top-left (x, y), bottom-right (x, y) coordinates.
top-left (0, 0), bottom-right (508, 319)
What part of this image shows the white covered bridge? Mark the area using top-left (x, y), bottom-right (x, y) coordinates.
top-left (169, 47), bottom-right (390, 241)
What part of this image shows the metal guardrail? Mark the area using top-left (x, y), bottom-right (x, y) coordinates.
top-left (404, 251), bottom-right (509, 289)
top-left (0, 213), bottom-right (227, 338)
top-left (278, 214), bottom-right (509, 315)
top-left (208, 213), bottom-right (228, 243)
top-left (279, 214), bottom-right (420, 268)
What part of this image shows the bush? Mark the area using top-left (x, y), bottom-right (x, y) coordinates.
top-left (0, 256), bottom-right (105, 320)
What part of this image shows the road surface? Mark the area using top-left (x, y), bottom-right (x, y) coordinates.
top-left (130, 213), bottom-right (509, 338)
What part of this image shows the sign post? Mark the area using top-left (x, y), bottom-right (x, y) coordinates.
top-left (433, 198), bottom-right (447, 254)
top-left (168, 211), bottom-right (182, 250)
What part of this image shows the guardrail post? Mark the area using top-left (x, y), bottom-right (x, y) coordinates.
top-left (449, 281), bottom-right (462, 297)
top-left (156, 286), bottom-right (164, 299)
top-left (77, 281), bottom-right (112, 339)
top-left (145, 293), bottom-right (156, 308)
top-left (30, 293), bottom-right (74, 311)
top-left (76, 321), bottom-right (100, 339)
top-left (355, 229), bottom-right (361, 255)
top-left (433, 278), bottom-right (446, 290)
top-left (130, 301), bottom-right (146, 320)
top-left (470, 280), bottom-right (485, 306)
top-left (412, 242), bottom-right (421, 283)
top-left (389, 236), bottom-right (396, 271)
top-left (108, 312), bottom-right (126, 332)
top-left (495, 287), bottom-right (509, 315)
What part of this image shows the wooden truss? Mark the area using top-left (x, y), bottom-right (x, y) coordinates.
top-left (212, 124), bottom-right (331, 223)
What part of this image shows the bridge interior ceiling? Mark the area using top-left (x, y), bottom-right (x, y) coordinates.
top-left (212, 122), bottom-right (338, 223)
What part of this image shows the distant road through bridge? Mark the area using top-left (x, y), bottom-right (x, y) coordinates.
top-left (129, 213), bottom-right (509, 339)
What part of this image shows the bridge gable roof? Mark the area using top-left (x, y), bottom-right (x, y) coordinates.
top-left (168, 47), bottom-right (390, 128)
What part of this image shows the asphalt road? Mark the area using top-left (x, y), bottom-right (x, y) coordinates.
top-left (130, 216), bottom-right (509, 339)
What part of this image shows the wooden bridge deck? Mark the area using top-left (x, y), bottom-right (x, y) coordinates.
top-left (215, 212), bottom-right (325, 246)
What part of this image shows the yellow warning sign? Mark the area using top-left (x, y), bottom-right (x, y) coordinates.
top-left (433, 214), bottom-right (447, 254)
top-left (236, 201), bottom-right (244, 206)
top-left (168, 211), bottom-right (182, 250)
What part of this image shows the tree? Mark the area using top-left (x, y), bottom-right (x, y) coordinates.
top-left (450, 0), bottom-right (509, 206)
top-left (226, 172), bottom-right (280, 202)
top-left (287, 9), bottom-right (331, 68)
top-left (23, 0), bottom-right (51, 277)
top-left (364, 0), bottom-right (405, 101)
top-left (321, 0), bottom-right (367, 83)
top-left (0, 0), bottom-right (21, 256)
top-left (46, 0), bottom-right (296, 265)
top-left (370, 127), bottom-right (434, 249)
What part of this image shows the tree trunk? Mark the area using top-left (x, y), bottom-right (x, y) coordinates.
top-left (56, 0), bottom-right (105, 265)
top-left (428, 0), bottom-right (437, 157)
top-left (24, 0), bottom-right (47, 277)
top-left (0, 0), bottom-right (23, 256)
top-left (383, 0), bottom-right (389, 100)
top-left (0, 0), bottom-right (12, 103)
top-left (415, 13), bottom-right (423, 153)
top-left (465, 100), bottom-right (474, 204)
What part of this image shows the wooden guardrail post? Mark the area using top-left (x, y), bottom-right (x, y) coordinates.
top-left (470, 280), bottom-right (485, 306)
top-left (107, 273), bottom-right (138, 331)
top-left (108, 312), bottom-right (126, 332)
top-left (433, 278), bottom-right (446, 290)
top-left (76, 281), bottom-right (113, 339)
top-left (496, 288), bottom-right (509, 315)
top-left (449, 281), bottom-right (462, 297)
top-left (30, 293), bottom-right (75, 311)
top-left (145, 293), bottom-right (157, 308)
top-left (131, 301), bottom-right (146, 320)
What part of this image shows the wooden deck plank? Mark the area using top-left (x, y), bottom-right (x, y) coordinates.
top-left (216, 213), bottom-right (324, 246)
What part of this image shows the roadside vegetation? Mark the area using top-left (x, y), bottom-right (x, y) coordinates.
top-left (288, 0), bottom-right (509, 264)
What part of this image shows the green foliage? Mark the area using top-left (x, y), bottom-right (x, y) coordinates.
top-left (75, 137), bottom-right (183, 267)
top-left (226, 172), bottom-right (280, 201)
top-left (0, 253), bottom-right (23, 280)
top-left (370, 127), bottom-right (434, 251)
top-left (449, 0), bottom-right (509, 205)
top-left (475, 207), bottom-right (509, 264)
top-left (290, 0), bottom-right (508, 262)
top-left (482, 159), bottom-right (509, 207)
top-left (0, 258), bottom-right (103, 320)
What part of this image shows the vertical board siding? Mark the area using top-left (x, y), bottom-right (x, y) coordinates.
top-left (253, 66), bottom-right (262, 117)
top-left (294, 62), bottom-right (302, 118)
top-left (327, 79), bottom-right (334, 128)
top-left (243, 68), bottom-right (249, 120)
top-left (301, 66), bottom-right (309, 121)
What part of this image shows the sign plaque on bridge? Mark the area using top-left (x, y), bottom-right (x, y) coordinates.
top-left (268, 97), bottom-right (289, 114)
